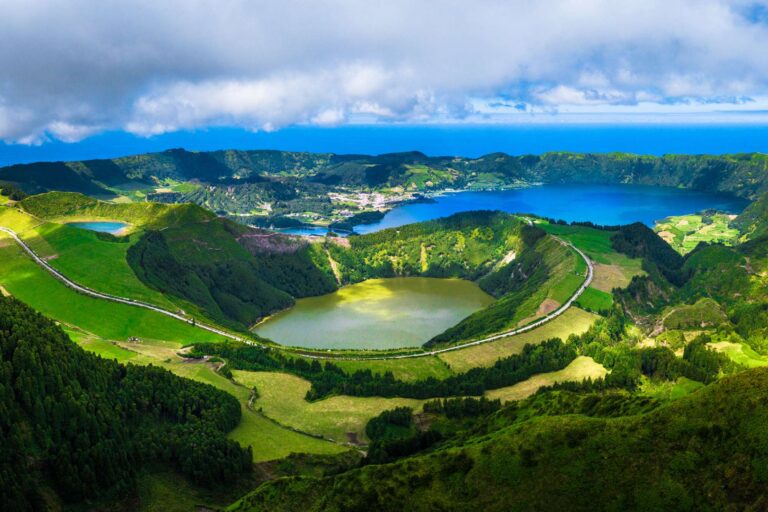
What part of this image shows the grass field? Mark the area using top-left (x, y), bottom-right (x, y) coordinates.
top-left (575, 286), bottom-right (613, 312)
top-left (654, 213), bottom-right (740, 254)
top-left (485, 356), bottom-right (607, 403)
top-left (438, 307), bottom-right (598, 372)
top-left (24, 222), bottom-right (180, 309)
top-left (2, 204), bottom-right (220, 326)
top-left (233, 370), bottom-right (425, 443)
top-left (331, 356), bottom-right (454, 381)
top-left (642, 377), bottom-right (705, 400)
top-left (710, 341), bottom-right (768, 368)
top-left (540, 222), bottom-right (644, 292)
top-left (165, 363), bottom-right (347, 461)
top-left (0, 205), bottom-right (42, 232)
top-left (77, 336), bottom-right (349, 462)
top-left (0, 241), bottom-right (222, 344)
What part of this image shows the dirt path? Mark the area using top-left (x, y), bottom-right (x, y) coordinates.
top-left (325, 248), bottom-right (343, 285)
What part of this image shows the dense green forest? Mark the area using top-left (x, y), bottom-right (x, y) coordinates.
top-left (0, 297), bottom-right (251, 510)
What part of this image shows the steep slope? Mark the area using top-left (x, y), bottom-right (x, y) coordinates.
top-left (733, 190), bottom-right (768, 239)
top-left (18, 191), bottom-right (214, 229)
top-left (0, 297), bottom-right (251, 511)
top-left (126, 210), bottom-right (568, 339)
top-left (230, 367), bottom-right (768, 512)
top-left (127, 217), bottom-right (336, 329)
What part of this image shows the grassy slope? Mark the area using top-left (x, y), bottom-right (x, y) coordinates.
top-left (1, 200), bottom-right (217, 320)
top-left (25, 222), bottom-right (181, 308)
top-left (641, 377), bottom-right (706, 401)
top-left (428, 234), bottom-right (585, 346)
top-left (18, 191), bottom-right (213, 228)
top-left (77, 335), bottom-right (347, 462)
top-left (233, 371), bottom-right (425, 443)
top-left (438, 307), bottom-right (598, 372)
top-left (485, 356), bottom-right (607, 403)
top-left (539, 222), bottom-right (645, 292)
top-left (230, 367), bottom-right (768, 512)
top-left (0, 241), bottom-right (221, 343)
top-left (710, 341), bottom-right (768, 368)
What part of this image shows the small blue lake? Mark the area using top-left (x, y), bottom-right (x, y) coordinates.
top-left (67, 221), bottom-right (129, 235)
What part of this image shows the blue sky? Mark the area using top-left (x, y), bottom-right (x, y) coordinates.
top-left (2, 1), bottom-right (768, 161)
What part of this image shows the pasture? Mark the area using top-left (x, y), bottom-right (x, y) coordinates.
top-left (485, 356), bottom-right (607, 403)
top-left (233, 370), bottom-right (425, 443)
top-left (438, 307), bottom-right (598, 372)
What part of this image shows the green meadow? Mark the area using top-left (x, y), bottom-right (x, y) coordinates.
top-left (233, 370), bottom-right (425, 442)
top-left (0, 240), bottom-right (221, 344)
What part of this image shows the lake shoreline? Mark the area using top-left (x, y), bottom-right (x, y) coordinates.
top-left (252, 276), bottom-right (494, 350)
top-left (273, 183), bottom-right (747, 238)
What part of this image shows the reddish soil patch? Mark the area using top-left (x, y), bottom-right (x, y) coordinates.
top-left (327, 236), bottom-right (351, 249)
top-left (517, 298), bottom-right (561, 327)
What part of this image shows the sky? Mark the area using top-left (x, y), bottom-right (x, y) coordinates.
top-left (2, 0), bottom-right (768, 162)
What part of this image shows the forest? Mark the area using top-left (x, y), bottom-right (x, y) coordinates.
top-left (0, 296), bottom-right (252, 510)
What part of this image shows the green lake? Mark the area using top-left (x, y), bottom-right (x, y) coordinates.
top-left (253, 277), bottom-right (494, 350)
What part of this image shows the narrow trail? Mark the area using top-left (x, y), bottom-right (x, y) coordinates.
top-left (0, 225), bottom-right (593, 361)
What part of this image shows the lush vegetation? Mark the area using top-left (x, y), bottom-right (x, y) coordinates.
top-left (191, 337), bottom-right (577, 400)
top-left (0, 297), bottom-right (251, 510)
top-left (124, 209), bottom-right (580, 342)
top-left (19, 191), bottom-right (213, 229)
top-left (0, 242), bottom-right (223, 343)
top-left (3, 150), bottom-right (765, 230)
top-left (363, 407), bottom-right (442, 465)
top-left (7, 154), bottom-right (768, 510)
top-left (654, 211), bottom-right (740, 254)
top-left (127, 216), bottom-right (337, 329)
top-left (230, 366), bottom-right (768, 511)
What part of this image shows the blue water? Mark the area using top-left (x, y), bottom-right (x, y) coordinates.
top-left (356, 185), bottom-right (748, 232)
top-left (3, 124), bottom-right (768, 166)
top-left (285, 184), bottom-right (744, 236)
top-left (67, 221), bottom-right (129, 234)
top-left (275, 226), bottom-right (330, 237)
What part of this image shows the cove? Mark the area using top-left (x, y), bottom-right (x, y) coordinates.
top-left (355, 184), bottom-right (748, 234)
top-left (67, 221), bottom-right (129, 235)
top-left (253, 277), bottom-right (494, 350)
top-left (277, 184), bottom-right (748, 236)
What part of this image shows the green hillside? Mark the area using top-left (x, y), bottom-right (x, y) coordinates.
top-left (19, 191), bottom-right (214, 229)
top-left (0, 296), bottom-right (251, 510)
top-left (124, 208), bottom-right (581, 342)
top-left (230, 367), bottom-right (768, 512)
top-left (4, 172), bottom-right (768, 511)
top-left (1, 150), bottom-right (764, 229)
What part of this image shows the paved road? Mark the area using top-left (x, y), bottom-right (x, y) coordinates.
top-left (0, 226), bottom-right (246, 343)
top-left (0, 225), bottom-right (592, 361)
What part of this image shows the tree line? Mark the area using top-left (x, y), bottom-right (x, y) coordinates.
top-left (191, 337), bottom-right (577, 400)
top-left (0, 297), bottom-right (251, 511)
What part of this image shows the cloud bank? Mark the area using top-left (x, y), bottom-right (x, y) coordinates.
top-left (2, 0), bottom-right (768, 143)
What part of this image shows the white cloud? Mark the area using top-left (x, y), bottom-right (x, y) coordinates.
top-left (2, 0), bottom-right (768, 143)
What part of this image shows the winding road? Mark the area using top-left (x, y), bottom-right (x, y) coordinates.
top-left (0, 225), bottom-right (593, 361)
